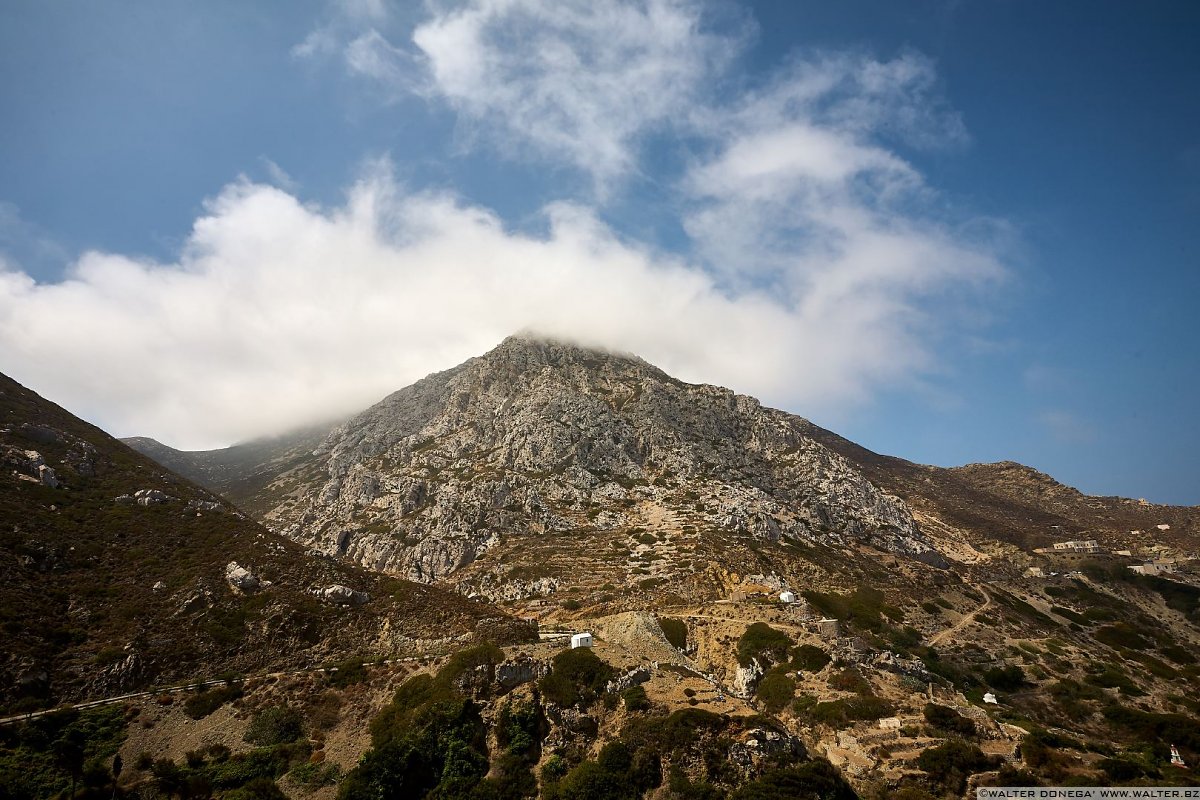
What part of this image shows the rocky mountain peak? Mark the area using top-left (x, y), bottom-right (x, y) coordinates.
top-left (252, 334), bottom-right (941, 594)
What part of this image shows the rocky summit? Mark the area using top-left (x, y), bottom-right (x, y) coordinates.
top-left (248, 335), bottom-right (941, 590)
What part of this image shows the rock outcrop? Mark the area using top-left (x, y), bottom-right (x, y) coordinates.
top-left (315, 584), bottom-right (369, 605)
top-left (225, 562), bottom-right (266, 593)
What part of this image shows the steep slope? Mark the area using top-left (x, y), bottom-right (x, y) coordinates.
top-left (188, 336), bottom-right (942, 599)
top-left (0, 373), bottom-right (532, 710)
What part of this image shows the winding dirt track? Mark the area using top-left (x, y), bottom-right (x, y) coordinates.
top-left (927, 586), bottom-right (992, 647)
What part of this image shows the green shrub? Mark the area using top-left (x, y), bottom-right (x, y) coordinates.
top-left (244, 706), bottom-right (305, 747)
top-left (828, 668), bottom-right (871, 695)
top-left (736, 623), bottom-right (792, 667)
top-left (562, 599), bottom-right (582, 611)
top-left (1085, 664), bottom-right (1145, 696)
top-left (983, 665), bottom-right (1026, 692)
top-left (923, 704), bottom-right (975, 737)
top-left (791, 645), bottom-right (831, 672)
top-left (1102, 705), bottom-right (1200, 752)
top-left (658, 617), bottom-right (688, 650)
top-left (623, 685), bottom-right (650, 712)
top-left (538, 648), bottom-right (615, 709)
top-left (917, 739), bottom-right (999, 795)
top-left (183, 684), bottom-right (243, 720)
top-left (755, 670), bottom-right (795, 714)
top-left (802, 587), bottom-right (889, 633)
top-left (223, 777), bottom-right (289, 800)
top-left (326, 656), bottom-right (368, 688)
top-left (1095, 623), bottom-right (1149, 651)
top-left (729, 759), bottom-right (856, 800)
top-left (446, 640), bottom-right (505, 676)
top-left (290, 761), bottom-right (342, 788)
top-left (1047, 679), bottom-right (1104, 716)
top-left (1098, 757), bottom-right (1156, 782)
top-left (808, 695), bottom-right (894, 726)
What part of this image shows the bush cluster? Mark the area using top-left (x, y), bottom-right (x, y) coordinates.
top-left (736, 623), bottom-right (792, 667)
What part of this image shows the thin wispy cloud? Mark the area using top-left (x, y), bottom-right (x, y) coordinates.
top-left (0, 0), bottom-right (1008, 449)
top-left (1038, 409), bottom-right (1097, 445)
top-left (259, 157), bottom-right (298, 192)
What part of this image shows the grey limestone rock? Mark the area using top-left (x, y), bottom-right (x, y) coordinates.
top-left (186, 499), bottom-right (224, 513)
top-left (225, 561), bottom-right (265, 593)
top-left (732, 657), bottom-right (766, 699)
top-left (134, 489), bottom-right (172, 506)
top-left (316, 584), bottom-right (369, 605)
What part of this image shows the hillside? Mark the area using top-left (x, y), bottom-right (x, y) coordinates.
top-left (0, 372), bottom-right (533, 711)
top-left (796, 424), bottom-right (1200, 555)
top-left (15, 337), bottom-right (1200, 797)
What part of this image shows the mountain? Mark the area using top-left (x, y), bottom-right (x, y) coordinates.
top-left (124, 334), bottom-right (1198, 608)
top-left (0, 372), bottom-right (533, 709)
top-left (20, 336), bottom-right (1200, 797)
top-left (135, 336), bottom-right (943, 607)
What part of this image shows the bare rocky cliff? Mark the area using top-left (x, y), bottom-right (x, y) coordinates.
top-left (254, 335), bottom-right (941, 586)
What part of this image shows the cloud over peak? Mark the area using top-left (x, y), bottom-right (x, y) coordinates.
top-left (0, 1), bottom-right (1008, 449)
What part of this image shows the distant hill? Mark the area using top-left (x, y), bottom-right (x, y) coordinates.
top-left (122, 422), bottom-right (334, 519)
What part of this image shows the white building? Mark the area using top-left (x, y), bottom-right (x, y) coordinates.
top-left (570, 632), bottom-right (593, 649)
top-left (983, 693), bottom-right (999, 705)
top-left (1129, 561), bottom-right (1177, 577)
top-left (779, 590), bottom-right (797, 604)
top-left (1051, 540), bottom-right (1103, 554)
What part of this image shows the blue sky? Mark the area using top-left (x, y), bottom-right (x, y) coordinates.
top-left (1, 1), bottom-right (1197, 504)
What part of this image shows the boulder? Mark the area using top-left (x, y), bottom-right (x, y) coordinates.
top-left (37, 464), bottom-right (59, 488)
top-left (732, 657), bottom-right (765, 698)
top-left (728, 727), bottom-right (807, 775)
top-left (134, 489), bottom-right (172, 506)
top-left (606, 665), bottom-right (652, 694)
top-left (496, 655), bottom-right (551, 689)
top-left (316, 584), bottom-right (369, 605)
top-left (225, 562), bottom-right (264, 593)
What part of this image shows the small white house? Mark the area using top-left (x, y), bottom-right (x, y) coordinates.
top-left (983, 692), bottom-right (999, 705)
top-left (570, 632), bottom-right (593, 649)
top-left (779, 590), bottom-right (797, 604)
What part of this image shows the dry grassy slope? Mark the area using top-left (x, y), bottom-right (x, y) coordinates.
top-left (0, 372), bottom-right (533, 710)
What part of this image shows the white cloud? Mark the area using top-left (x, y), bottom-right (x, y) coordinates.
top-left (302, 0), bottom-right (746, 189)
top-left (0, 3), bottom-right (1010, 450)
top-left (259, 157), bottom-right (298, 192)
top-left (0, 163), bottom-right (998, 449)
top-left (1038, 410), bottom-right (1096, 445)
top-left (0, 202), bottom-right (71, 276)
